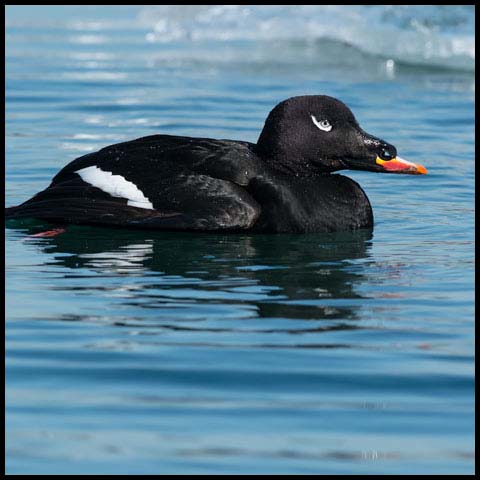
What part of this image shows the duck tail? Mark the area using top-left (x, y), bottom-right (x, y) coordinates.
top-left (5, 204), bottom-right (23, 219)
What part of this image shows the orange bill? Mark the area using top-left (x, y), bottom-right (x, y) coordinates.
top-left (376, 156), bottom-right (427, 174)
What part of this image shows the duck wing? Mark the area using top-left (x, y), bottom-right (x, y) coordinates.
top-left (6, 134), bottom-right (261, 231)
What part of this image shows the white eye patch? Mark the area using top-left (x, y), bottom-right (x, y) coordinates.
top-left (311, 115), bottom-right (332, 132)
top-left (76, 166), bottom-right (154, 210)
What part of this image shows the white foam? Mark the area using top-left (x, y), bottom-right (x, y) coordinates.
top-left (75, 166), bottom-right (154, 210)
top-left (138, 5), bottom-right (474, 71)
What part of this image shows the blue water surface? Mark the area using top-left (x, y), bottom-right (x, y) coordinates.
top-left (5, 6), bottom-right (475, 475)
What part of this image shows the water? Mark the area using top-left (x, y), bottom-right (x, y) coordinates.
top-left (5, 5), bottom-right (475, 475)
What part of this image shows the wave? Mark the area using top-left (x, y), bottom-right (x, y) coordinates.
top-left (137, 5), bottom-right (475, 72)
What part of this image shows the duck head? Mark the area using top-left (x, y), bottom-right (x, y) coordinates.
top-left (256, 95), bottom-right (427, 176)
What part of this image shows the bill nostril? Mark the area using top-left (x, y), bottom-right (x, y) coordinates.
top-left (379, 146), bottom-right (396, 160)
top-left (363, 134), bottom-right (397, 160)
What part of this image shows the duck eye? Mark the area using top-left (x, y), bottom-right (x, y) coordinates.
top-left (311, 115), bottom-right (332, 132)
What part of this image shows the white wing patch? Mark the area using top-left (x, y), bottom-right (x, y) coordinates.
top-left (75, 166), bottom-right (154, 210)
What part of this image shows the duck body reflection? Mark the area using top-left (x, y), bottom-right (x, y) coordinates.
top-left (14, 222), bottom-right (373, 335)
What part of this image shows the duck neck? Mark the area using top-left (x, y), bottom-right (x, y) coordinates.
top-left (255, 130), bottom-right (307, 176)
top-left (254, 141), bottom-right (331, 178)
